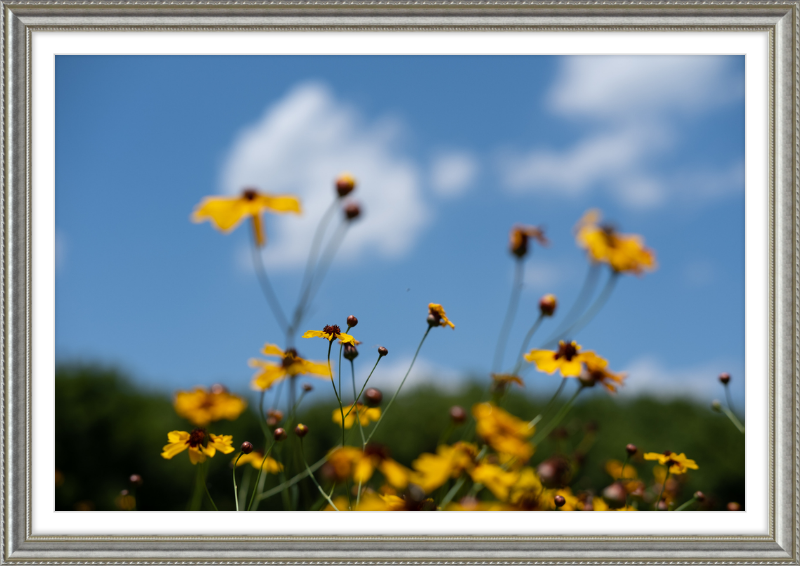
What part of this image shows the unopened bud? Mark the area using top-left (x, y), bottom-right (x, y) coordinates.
top-left (553, 495), bottom-right (566, 508)
top-left (364, 388), bottom-right (383, 407)
top-left (210, 383), bottom-right (227, 394)
top-left (120, 489), bottom-right (130, 497)
top-left (336, 173), bottom-right (356, 197)
top-left (294, 423), bottom-right (309, 438)
top-left (694, 491), bottom-right (706, 502)
top-left (711, 400), bottom-right (722, 412)
top-left (602, 483), bottom-right (627, 508)
top-left (727, 502), bottom-right (741, 511)
top-left (427, 313), bottom-right (440, 327)
top-left (129, 474), bottom-right (143, 487)
top-left (719, 372), bottom-right (731, 385)
top-left (657, 500), bottom-right (669, 511)
top-left (240, 441), bottom-right (253, 454)
top-left (347, 315), bottom-right (358, 328)
top-left (273, 428), bottom-right (287, 441)
top-left (626, 444), bottom-right (637, 456)
top-left (302, 383), bottom-right (313, 392)
top-left (449, 405), bottom-right (467, 424)
top-left (539, 294), bottom-right (557, 317)
top-left (378, 346), bottom-right (388, 357)
top-left (343, 343), bottom-right (359, 361)
top-left (344, 202), bottom-right (361, 221)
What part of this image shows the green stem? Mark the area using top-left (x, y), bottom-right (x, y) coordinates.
top-left (303, 222), bottom-right (350, 316)
top-left (366, 326), bottom-right (432, 444)
top-left (548, 271), bottom-right (618, 347)
top-left (247, 443), bottom-right (275, 511)
top-left (345, 354), bottom-right (383, 418)
top-left (531, 385), bottom-right (583, 445)
top-left (232, 453), bottom-right (244, 511)
top-left (351, 360), bottom-right (367, 448)
top-left (541, 263), bottom-right (600, 347)
top-left (673, 495), bottom-right (699, 512)
top-left (528, 379), bottom-right (567, 428)
top-left (511, 315), bottom-right (544, 376)
top-left (656, 470), bottom-right (670, 510)
top-left (300, 439), bottom-right (339, 510)
top-left (440, 476), bottom-right (467, 508)
top-left (492, 258), bottom-right (524, 373)
top-left (722, 405), bottom-right (746, 434)
top-left (250, 236), bottom-right (289, 333)
top-left (201, 463), bottom-right (219, 511)
top-left (255, 450), bottom-right (333, 504)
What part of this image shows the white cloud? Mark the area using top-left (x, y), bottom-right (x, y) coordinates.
top-left (523, 258), bottom-right (581, 293)
top-left (429, 151), bottom-right (478, 198)
top-left (369, 355), bottom-right (466, 394)
top-left (222, 82), bottom-right (431, 270)
top-left (616, 356), bottom-right (742, 402)
top-left (498, 56), bottom-right (743, 210)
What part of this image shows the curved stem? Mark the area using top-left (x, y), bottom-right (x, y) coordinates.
top-left (531, 385), bottom-right (583, 445)
top-left (547, 271), bottom-right (618, 348)
top-left (656, 470), bottom-right (670, 510)
top-left (492, 259), bottom-right (524, 374)
top-left (351, 360), bottom-right (366, 447)
top-left (255, 450), bottom-right (334, 504)
top-left (246, 443), bottom-right (275, 511)
top-left (528, 379), bottom-right (567, 428)
top-left (511, 315), bottom-right (544, 376)
top-left (366, 326), bottom-right (432, 444)
top-left (232, 453), bottom-right (244, 511)
top-left (541, 263), bottom-right (600, 347)
top-left (250, 238), bottom-right (289, 333)
top-left (345, 354), bottom-right (383, 418)
top-left (201, 462), bottom-right (219, 511)
top-left (673, 495), bottom-right (700, 512)
top-left (300, 439), bottom-right (339, 511)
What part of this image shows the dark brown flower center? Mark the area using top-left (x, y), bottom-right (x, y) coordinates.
top-left (282, 348), bottom-right (299, 368)
top-left (600, 224), bottom-right (619, 246)
top-left (554, 342), bottom-right (579, 362)
top-left (187, 428), bottom-right (206, 448)
top-left (363, 443), bottom-right (389, 461)
top-left (323, 324), bottom-right (341, 337)
top-left (242, 189), bottom-right (258, 201)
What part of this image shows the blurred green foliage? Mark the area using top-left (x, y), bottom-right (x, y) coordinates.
top-left (56, 364), bottom-right (744, 512)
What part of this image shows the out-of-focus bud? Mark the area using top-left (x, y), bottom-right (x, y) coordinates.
top-left (719, 372), bottom-right (731, 385)
top-left (378, 346), bottom-right (388, 357)
top-left (364, 388), bottom-right (383, 407)
top-left (302, 383), bottom-right (313, 392)
top-left (129, 474), bottom-right (143, 487)
top-left (537, 456), bottom-right (571, 488)
top-left (427, 313), bottom-right (440, 327)
top-left (210, 383), bottom-right (227, 394)
top-left (626, 444), bottom-right (638, 456)
top-left (553, 495), bottom-right (566, 508)
top-left (336, 173), bottom-right (356, 197)
top-left (539, 294), bottom-right (557, 317)
top-left (449, 405), bottom-right (467, 424)
top-left (240, 441), bottom-right (253, 454)
top-left (344, 202), bottom-right (361, 221)
top-left (273, 428), bottom-right (287, 442)
top-left (602, 482), bottom-right (627, 509)
top-left (266, 409), bottom-right (284, 428)
top-left (343, 343), bottom-right (359, 361)
top-left (694, 491), bottom-right (706, 502)
top-left (727, 502), bottom-right (741, 511)
top-left (711, 400), bottom-right (722, 412)
top-left (657, 500), bottom-right (669, 511)
top-left (294, 423), bottom-right (309, 438)
top-left (347, 315), bottom-right (358, 328)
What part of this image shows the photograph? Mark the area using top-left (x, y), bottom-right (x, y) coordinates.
top-left (53, 54), bottom-right (746, 514)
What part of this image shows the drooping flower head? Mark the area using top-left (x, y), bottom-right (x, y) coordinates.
top-left (332, 402), bottom-right (381, 429)
top-left (490, 373), bottom-right (524, 394)
top-left (160, 429), bottom-right (234, 465)
top-left (644, 451), bottom-right (699, 475)
top-left (525, 341), bottom-right (608, 378)
top-left (574, 210), bottom-right (656, 275)
top-left (302, 324), bottom-right (357, 344)
top-left (509, 225), bottom-right (549, 258)
top-left (427, 303), bottom-right (455, 329)
top-left (472, 402), bottom-right (534, 462)
top-left (579, 357), bottom-right (627, 393)
top-left (249, 344), bottom-right (329, 391)
top-left (191, 188), bottom-right (301, 247)
top-left (173, 386), bottom-right (247, 427)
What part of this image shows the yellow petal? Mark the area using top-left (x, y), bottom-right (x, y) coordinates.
top-left (379, 459), bottom-right (411, 489)
top-left (261, 344), bottom-right (285, 357)
top-left (337, 333), bottom-right (356, 345)
top-left (302, 330), bottom-right (328, 340)
top-left (161, 441), bottom-right (189, 460)
top-left (353, 457), bottom-right (375, 484)
top-left (209, 434), bottom-right (235, 454)
top-left (250, 362), bottom-right (287, 391)
top-left (559, 359), bottom-right (583, 377)
top-left (191, 196), bottom-right (250, 232)
top-left (188, 446), bottom-right (207, 465)
top-left (258, 193), bottom-right (302, 214)
top-left (297, 359), bottom-right (330, 377)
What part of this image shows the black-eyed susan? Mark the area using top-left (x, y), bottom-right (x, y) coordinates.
top-left (427, 303), bottom-right (455, 329)
top-left (326, 445), bottom-right (413, 489)
top-left (173, 387), bottom-right (247, 427)
top-left (302, 324), bottom-right (356, 344)
top-left (161, 429), bottom-right (234, 465)
top-left (332, 402), bottom-right (381, 429)
top-left (472, 402), bottom-right (534, 462)
top-left (574, 209), bottom-right (656, 275)
top-left (191, 188), bottom-right (301, 247)
top-left (644, 451), bottom-right (699, 475)
top-left (509, 224), bottom-right (549, 258)
top-left (248, 344), bottom-right (329, 391)
top-left (235, 451), bottom-right (283, 474)
top-left (579, 357), bottom-right (627, 393)
top-left (525, 341), bottom-right (608, 378)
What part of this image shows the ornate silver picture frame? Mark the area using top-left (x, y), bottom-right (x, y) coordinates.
top-left (3, 1), bottom-right (796, 562)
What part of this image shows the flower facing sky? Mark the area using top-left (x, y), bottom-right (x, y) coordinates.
top-left (303, 324), bottom-right (357, 344)
top-left (160, 429), bottom-right (235, 465)
top-left (248, 344), bottom-right (329, 391)
top-left (428, 303), bottom-right (455, 329)
top-left (191, 188), bottom-right (302, 247)
top-left (644, 451), bottom-right (699, 475)
top-left (574, 209), bottom-right (657, 275)
top-left (173, 387), bottom-right (247, 427)
top-left (525, 341), bottom-right (608, 378)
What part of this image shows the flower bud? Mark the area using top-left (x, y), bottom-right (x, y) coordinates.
top-left (602, 482), bottom-right (627, 508)
top-left (294, 423), bottom-right (309, 438)
top-left (240, 441), bottom-right (253, 454)
top-left (364, 388), bottom-right (383, 407)
top-left (626, 443), bottom-right (637, 456)
top-left (210, 383), bottom-right (227, 394)
top-left (378, 346), bottom-right (388, 357)
top-left (553, 495), bottom-right (566, 508)
top-left (129, 474), bottom-right (143, 487)
top-left (727, 502), bottom-right (741, 511)
top-left (719, 372), bottom-right (731, 385)
top-left (336, 173), bottom-right (356, 197)
top-left (302, 383), bottom-right (313, 392)
top-left (449, 405), bottom-right (467, 424)
top-left (347, 315), bottom-right (358, 327)
top-left (539, 294), bottom-right (557, 317)
top-left (427, 313), bottom-right (440, 327)
top-left (344, 202), bottom-right (361, 221)
top-left (343, 343), bottom-right (359, 361)
top-left (694, 491), bottom-right (706, 502)
top-left (656, 500), bottom-right (669, 511)
top-left (273, 428), bottom-right (287, 442)
top-left (711, 400), bottom-right (722, 412)
top-left (120, 489), bottom-right (130, 497)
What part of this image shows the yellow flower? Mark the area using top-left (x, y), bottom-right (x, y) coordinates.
top-left (542, 487), bottom-right (579, 511)
top-left (580, 356), bottom-right (627, 393)
top-left (173, 386), bottom-right (247, 427)
top-left (333, 403), bottom-right (381, 429)
top-left (411, 442), bottom-right (480, 493)
top-left (509, 224), bottom-right (549, 258)
top-left (326, 445), bottom-right (413, 489)
top-left (525, 341), bottom-right (608, 378)
top-left (160, 429), bottom-right (234, 465)
top-left (427, 303), bottom-right (455, 329)
top-left (507, 467), bottom-right (544, 509)
top-left (575, 209), bottom-right (656, 275)
top-left (235, 451), bottom-right (283, 474)
top-left (302, 324), bottom-right (356, 345)
top-left (472, 403), bottom-right (534, 462)
top-left (249, 344), bottom-right (329, 391)
top-left (644, 451), bottom-right (699, 475)
top-left (470, 464), bottom-right (520, 501)
top-left (605, 459), bottom-right (637, 481)
top-left (191, 188), bottom-right (301, 247)
top-left (491, 373), bottom-right (524, 393)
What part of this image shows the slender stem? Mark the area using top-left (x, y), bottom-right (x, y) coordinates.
top-left (277, 444), bottom-right (292, 511)
top-left (247, 443), bottom-right (275, 511)
top-left (548, 271), bottom-right (619, 348)
top-left (305, 223), bottom-right (349, 308)
top-left (255, 450), bottom-right (334, 504)
top-left (673, 495), bottom-right (699, 512)
top-left (492, 258), bottom-right (524, 374)
top-left (337, 324), bottom-right (352, 423)
top-left (541, 263), bottom-right (600, 347)
top-left (531, 385), bottom-right (583, 445)
top-left (270, 376), bottom-right (285, 412)
top-left (326, 340), bottom-right (349, 508)
top-left (300, 439), bottom-right (339, 511)
top-left (528, 379), bottom-right (567, 428)
top-left (250, 237), bottom-right (289, 333)
top-left (188, 465), bottom-right (204, 511)
top-left (656, 470), bottom-right (670, 510)
top-left (345, 354), bottom-right (383, 418)
top-left (201, 463), bottom-right (219, 511)
top-left (350, 360), bottom-right (367, 447)
top-left (366, 326), bottom-right (432, 444)
top-left (232, 453), bottom-right (244, 511)
top-left (722, 405), bottom-right (746, 434)
top-left (440, 476), bottom-right (467, 508)
top-left (511, 315), bottom-right (544, 376)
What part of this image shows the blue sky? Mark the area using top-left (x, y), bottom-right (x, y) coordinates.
top-left (55, 55), bottom-right (745, 407)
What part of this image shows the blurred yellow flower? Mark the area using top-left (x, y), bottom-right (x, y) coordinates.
top-left (491, 373), bottom-right (524, 390)
top-left (581, 357), bottom-right (627, 393)
top-left (249, 344), bottom-right (329, 391)
top-left (472, 403), bottom-right (534, 462)
top-left (507, 467), bottom-right (544, 510)
top-left (605, 459), bottom-right (637, 481)
top-left (173, 386), bottom-right (247, 427)
top-left (191, 188), bottom-right (301, 247)
top-left (302, 324), bottom-right (356, 344)
top-left (428, 303), bottom-right (455, 329)
top-left (333, 403), bottom-right (381, 429)
top-left (575, 209), bottom-right (656, 275)
top-left (411, 442), bottom-right (479, 493)
top-left (470, 464), bottom-right (520, 501)
top-left (644, 451), bottom-right (699, 475)
top-left (525, 341), bottom-right (607, 378)
top-left (509, 224), bottom-right (549, 258)
top-left (160, 429), bottom-right (234, 465)
top-left (326, 445), bottom-right (413, 489)
top-left (235, 451), bottom-right (283, 474)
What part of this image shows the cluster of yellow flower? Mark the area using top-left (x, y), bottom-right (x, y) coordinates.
top-left (150, 173), bottom-right (733, 513)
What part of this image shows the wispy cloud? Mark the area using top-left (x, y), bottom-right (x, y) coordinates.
top-left (429, 150), bottom-right (478, 198)
top-left (617, 356), bottom-right (743, 402)
top-left (222, 82), bottom-right (431, 270)
top-left (370, 355), bottom-right (466, 394)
